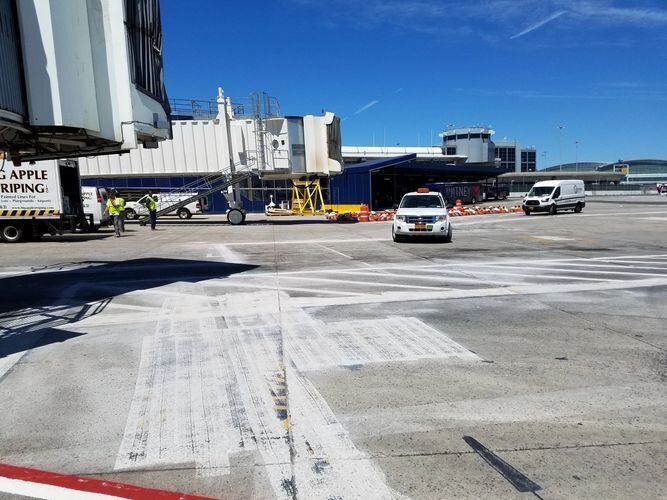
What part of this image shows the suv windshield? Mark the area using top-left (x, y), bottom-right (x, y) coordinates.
top-left (528, 186), bottom-right (555, 197)
top-left (400, 195), bottom-right (443, 208)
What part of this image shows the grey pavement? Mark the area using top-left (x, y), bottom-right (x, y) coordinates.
top-left (0, 196), bottom-right (666, 499)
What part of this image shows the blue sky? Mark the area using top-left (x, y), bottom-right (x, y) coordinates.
top-left (161, 0), bottom-right (667, 167)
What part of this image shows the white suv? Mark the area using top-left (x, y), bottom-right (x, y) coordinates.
top-left (392, 189), bottom-right (452, 243)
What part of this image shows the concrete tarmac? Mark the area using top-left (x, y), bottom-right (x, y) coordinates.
top-left (1, 196), bottom-right (666, 499)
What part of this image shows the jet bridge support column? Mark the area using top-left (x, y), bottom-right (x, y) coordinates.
top-left (219, 87), bottom-right (245, 224)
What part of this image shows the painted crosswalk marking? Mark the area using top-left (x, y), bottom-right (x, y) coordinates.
top-left (114, 292), bottom-right (473, 498)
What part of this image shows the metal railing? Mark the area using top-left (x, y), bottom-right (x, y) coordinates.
top-left (138, 161), bottom-right (255, 223)
top-left (168, 92), bottom-right (281, 121)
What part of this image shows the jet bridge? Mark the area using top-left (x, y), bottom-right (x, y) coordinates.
top-left (78, 88), bottom-right (343, 224)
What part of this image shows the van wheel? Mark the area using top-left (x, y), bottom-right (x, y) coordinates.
top-left (1, 224), bottom-right (25, 243)
top-left (177, 208), bottom-right (191, 219)
top-left (574, 203), bottom-right (583, 213)
top-left (124, 208), bottom-right (136, 220)
top-left (549, 204), bottom-right (557, 215)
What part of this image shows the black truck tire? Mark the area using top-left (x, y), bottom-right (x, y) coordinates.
top-left (1, 223), bottom-right (26, 243)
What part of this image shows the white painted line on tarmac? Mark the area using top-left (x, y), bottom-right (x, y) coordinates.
top-left (215, 244), bottom-right (246, 263)
top-left (423, 268), bottom-right (623, 282)
top-left (451, 264), bottom-right (667, 278)
top-left (115, 296), bottom-right (292, 489)
top-left (0, 352), bottom-right (27, 381)
top-left (288, 367), bottom-right (410, 500)
top-left (314, 243), bottom-right (354, 260)
top-left (206, 280), bottom-right (373, 297)
top-left (532, 235), bottom-right (574, 241)
top-left (590, 259), bottom-right (667, 265)
top-left (232, 253), bottom-right (667, 281)
top-left (452, 210), bottom-right (667, 227)
top-left (114, 292), bottom-right (424, 498)
top-left (290, 276), bottom-right (667, 309)
top-left (286, 315), bottom-right (479, 371)
top-left (226, 237), bottom-right (388, 247)
top-left (301, 268), bottom-right (523, 287)
top-left (0, 477), bottom-right (124, 500)
top-left (514, 261), bottom-right (667, 271)
top-left (101, 302), bottom-right (159, 313)
top-left (591, 253), bottom-right (667, 260)
top-left (270, 274), bottom-right (454, 291)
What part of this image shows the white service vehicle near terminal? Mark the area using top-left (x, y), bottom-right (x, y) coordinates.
top-left (124, 193), bottom-right (203, 220)
top-left (523, 179), bottom-right (586, 216)
top-left (0, 159), bottom-right (90, 242)
top-left (81, 186), bottom-right (110, 230)
top-left (392, 188), bottom-right (452, 243)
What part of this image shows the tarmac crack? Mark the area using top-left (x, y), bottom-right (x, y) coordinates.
top-left (545, 303), bottom-right (667, 353)
top-left (368, 439), bottom-right (667, 459)
top-left (73, 439), bottom-right (667, 478)
top-left (271, 224), bottom-right (298, 500)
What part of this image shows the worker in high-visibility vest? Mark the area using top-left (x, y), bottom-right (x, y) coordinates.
top-left (146, 191), bottom-right (157, 230)
top-left (116, 193), bottom-right (126, 232)
top-left (105, 191), bottom-right (122, 237)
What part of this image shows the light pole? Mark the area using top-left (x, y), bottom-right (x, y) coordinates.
top-left (575, 140), bottom-right (580, 171)
top-left (558, 125), bottom-right (565, 172)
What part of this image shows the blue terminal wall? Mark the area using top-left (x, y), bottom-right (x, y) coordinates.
top-left (330, 158), bottom-right (512, 210)
top-left (329, 169), bottom-right (372, 208)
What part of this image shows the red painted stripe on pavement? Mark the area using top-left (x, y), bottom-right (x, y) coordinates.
top-left (0, 463), bottom-right (217, 500)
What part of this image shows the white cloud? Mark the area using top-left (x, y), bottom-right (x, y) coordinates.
top-left (289, 1), bottom-right (667, 40)
top-left (354, 100), bottom-right (380, 115)
top-left (510, 10), bottom-right (567, 39)
top-left (567, 1), bottom-right (667, 23)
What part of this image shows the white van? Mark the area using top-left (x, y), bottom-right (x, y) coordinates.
top-left (81, 186), bottom-right (111, 230)
top-left (523, 180), bottom-right (585, 215)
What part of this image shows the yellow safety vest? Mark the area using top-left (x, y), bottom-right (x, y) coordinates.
top-left (146, 195), bottom-right (156, 211)
top-left (106, 198), bottom-right (121, 215)
top-left (117, 197), bottom-right (126, 211)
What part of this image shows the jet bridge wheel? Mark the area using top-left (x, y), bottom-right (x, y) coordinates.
top-left (227, 208), bottom-right (245, 225)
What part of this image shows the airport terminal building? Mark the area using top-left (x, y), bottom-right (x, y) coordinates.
top-left (77, 97), bottom-right (667, 213)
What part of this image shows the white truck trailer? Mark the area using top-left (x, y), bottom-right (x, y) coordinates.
top-left (0, 158), bottom-right (90, 242)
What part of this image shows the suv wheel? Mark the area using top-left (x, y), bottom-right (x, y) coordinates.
top-left (443, 225), bottom-right (452, 243)
top-left (124, 208), bottom-right (136, 220)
